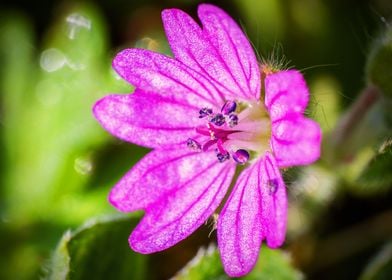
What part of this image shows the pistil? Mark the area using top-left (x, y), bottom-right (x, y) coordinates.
top-left (186, 100), bottom-right (271, 165)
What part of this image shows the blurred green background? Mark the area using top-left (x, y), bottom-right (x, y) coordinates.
top-left (0, 0), bottom-right (391, 279)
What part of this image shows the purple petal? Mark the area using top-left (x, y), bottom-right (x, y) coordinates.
top-left (260, 152), bottom-right (287, 248)
top-left (271, 114), bottom-right (321, 167)
top-left (217, 159), bottom-right (264, 277)
top-left (128, 152), bottom-right (235, 253)
top-left (109, 148), bottom-right (223, 212)
top-left (93, 91), bottom-right (201, 148)
top-left (113, 49), bottom-right (223, 107)
top-left (198, 4), bottom-right (260, 99)
top-left (265, 70), bottom-right (309, 121)
top-left (162, 6), bottom-right (259, 100)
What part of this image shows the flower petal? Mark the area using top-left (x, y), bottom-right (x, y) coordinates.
top-left (113, 48), bottom-right (223, 107)
top-left (217, 159), bottom-right (264, 277)
top-left (198, 4), bottom-right (260, 99)
top-left (271, 114), bottom-right (321, 167)
top-left (109, 148), bottom-right (224, 212)
top-left (162, 7), bottom-right (259, 100)
top-left (260, 152), bottom-right (287, 248)
top-left (128, 152), bottom-right (235, 253)
top-left (93, 91), bottom-right (201, 148)
top-left (265, 70), bottom-right (309, 121)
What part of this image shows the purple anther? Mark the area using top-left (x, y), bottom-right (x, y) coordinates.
top-left (210, 113), bottom-right (225, 126)
top-left (228, 113), bottom-right (238, 127)
top-left (216, 152), bottom-right (230, 163)
top-left (233, 149), bottom-right (250, 165)
top-left (221, 100), bottom-right (237, 115)
top-left (199, 107), bottom-right (213, 118)
top-left (186, 138), bottom-right (202, 151)
top-left (267, 179), bottom-right (279, 195)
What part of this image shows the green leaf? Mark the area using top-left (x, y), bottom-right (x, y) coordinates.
top-left (356, 139), bottom-right (392, 194)
top-left (173, 244), bottom-right (228, 280)
top-left (46, 214), bottom-right (147, 280)
top-left (360, 242), bottom-right (392, 280)
top-left (243, 246), bottom-right (303, 280)
top-left (173, 245), bottom-right (302, 280)
top-left (0, 2), bottom-right (132, 226)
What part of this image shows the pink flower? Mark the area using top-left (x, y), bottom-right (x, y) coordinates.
top-left (93, 4), bottom-right (321, 277)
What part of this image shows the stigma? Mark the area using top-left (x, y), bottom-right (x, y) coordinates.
top-left (187, 100), bottom-right (271, 165)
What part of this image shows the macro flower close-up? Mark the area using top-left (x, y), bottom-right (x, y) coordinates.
top-left (93, 3), bottom-right (321, 277)
top-left (2, 0), bottom-right (392, 279)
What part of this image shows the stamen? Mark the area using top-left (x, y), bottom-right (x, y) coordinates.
top-left (196, 126), bottom-right (212, 137)
top-left (216, 151), bottom-right (230, 162)
top-left (202, 139), bottom-right (217, 151)
top-left (216, 139), bottom-right (227, 155)
top-left (187, 138), bottom-right (202, 151)
top-left (228, 114), bottom-right (238, 127)
top-left (221, 100), bottom-right (237, 115)
top-left (206, 123), bottom-right (216, 139)
top-left (192, 100), bottom-right (270, 164)
top-left (199, 107), bottom-right (213, 118)
top-left (232, 149), bottom-right (250, 165)
top-left (210, 113), bottom-right (225, 126)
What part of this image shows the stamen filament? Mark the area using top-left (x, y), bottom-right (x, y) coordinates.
top-left (187, 100), bottom-right (271, 164)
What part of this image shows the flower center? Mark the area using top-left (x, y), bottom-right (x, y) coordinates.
top-left (187, 100), bottom-right (271, 165)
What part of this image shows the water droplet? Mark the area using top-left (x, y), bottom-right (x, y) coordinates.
top-left (40, 48), bottom-right (66, 72)
top-left (66, 60), bottom-right (86, 71)
top-left (74, 156), bottom-right (93, 175)
top-left (66, 13), bottom-right (91, 40)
